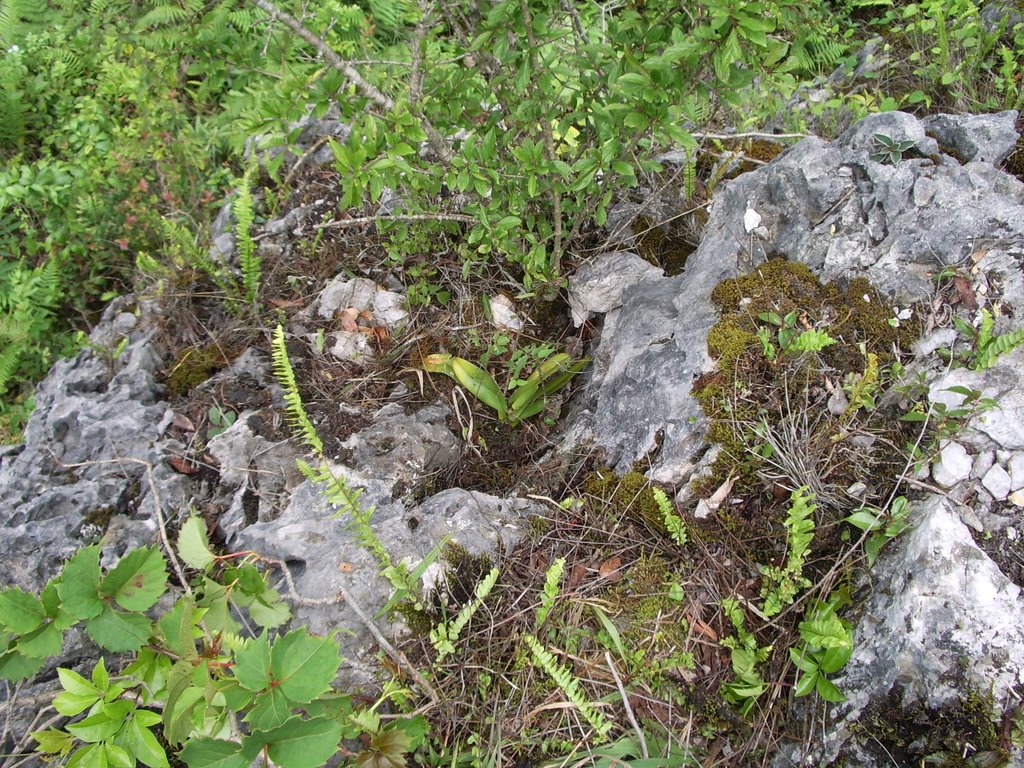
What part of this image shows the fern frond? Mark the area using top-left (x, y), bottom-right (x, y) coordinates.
top-left (534, 557), bottom-right (565, 630)
top-left (233, 169), bottom-right (259, 304)
top-left (135, 4), bottom-right (191, 30)
top-left (975, 327), bottom-right (1024, 370)
top-left (366, 0), bottom-right (407, 33)
top-left (654, 487), bottom-right (687, 547)
top-left (271, 324), bottom-right (324, 456)
top-left (0, 343), bottom-right (21, 394)
top-left (431, 567), bottom-right (499, 660)
top-left (976, 308), bottom-right (995, 351)
top-left (523, 633), bottom-right (613, 739)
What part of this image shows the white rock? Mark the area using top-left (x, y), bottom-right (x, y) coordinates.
top-left (1010, 489), bottom-right (1024, 508)
top-left (971, 449), bottom-right (995, 479)
top-left (982, 464), bottom-right (1012, 500)
top-left (1008, 452), bottom-right (1024, 491)
top-left (931, 441), bottom-right (973, 487)
top-left (567, 251), bottom-right (663, 327)
top-left (488, 294), bottom-right (524, 331)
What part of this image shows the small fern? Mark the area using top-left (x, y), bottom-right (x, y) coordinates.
top-left (271, 324), bottom-right (323, 456)
top-left (653, 487), bottom-right (687, 547)
top-left (972, 309), bottom-right (1024, 370)
top-left (760, 486), bottom-right (815, 617)
top-left (430, 567), bottom-right (499, 660)
top-left (523, 633), bottom-right (613, 739)
top-left (534, 557), bottom-right (565, 630)
top-left (233, 168), bottom-right (260, 305)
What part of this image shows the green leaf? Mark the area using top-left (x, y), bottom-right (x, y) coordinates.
top-left (85, 605), bottom-right (151, 652)
top-left (793, 668), bottom-right (818, 697)
top-left (247, 593), bottom-right (291, 628)
top-left (158, 598), bottom-right (200, 661)
top-left (32, 727), bottom-right (74, 755)
top-left (180, 738), bottom-right (257, 768)
top-left (815, 675), bottom-right (846, 702)
top-left (232, 633), bottom-right (272, 692)
top-left (54, 668), bottom-right (102, 715)
top-left (271, 629), bottom-right (342, 704)
top-left (257, 716), bottom-right (344, 768)
top-left (788, 647), bottom-right (818, 674)
top-left (0, 648), bottom-right (47, 680)
top-left (0, 587), bottom-right (46, 633)
top-left (105, 742), bottom-right (134, 768)
top-left (845, 510), bottom-right (883, 531)
top-left (101, 546), bottom-right (168, 612)
top-left (67, 701), bottom-right (132, 743)
top-left (246, 687), bottom-right (293, 731)
top-left (56, 546), bottom-right (104, 620)
top-left (449, 358), bottom-right (507, 420)
top-left (178, 516), bottom-right (216, 572)
top-left (125, 718), bottom-right (170, 768)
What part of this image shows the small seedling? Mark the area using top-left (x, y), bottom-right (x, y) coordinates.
top-left (870, 133), bottom-right (916, 165)
top-left (206, 405), bottom-right (237, 439)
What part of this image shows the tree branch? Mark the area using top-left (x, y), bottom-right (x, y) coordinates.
top-left (248, 0), bottom-right (453, 164)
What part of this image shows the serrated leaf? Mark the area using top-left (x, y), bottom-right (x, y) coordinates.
top-left (32, 727), bottom-right (74, 755)
top-left (158, 598), bottom-right (200, 661)
top-left (247, 592), bottom-right (291, 629)
top-left (245, 687), bottom-right (292, 731)
top-left (85, 605), bottom-right (151, 652)
top-left (178, 517), bottom-right (216, 572)
top-left (101, 547), bottom-right (168, 612)
top-left (0, 648), bottom-right (47, 680)
top-left (180, 738), bottom-right (258, 768)
top-left (799, 617), bottom-right (852, 650)
top-left (271, 629), bottom-right (341, 704)
top-left (18, 620), bottom-right (63, 658)
top-left (256, 716), bottom-right (343, 768)
top-left (0, 587), bottom-right (46, 633)
top-left (232, 633), bottom-right (271, 692)
top-left (56, 545), bottom-right (104, 620)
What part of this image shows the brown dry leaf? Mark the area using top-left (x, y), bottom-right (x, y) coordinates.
top-left (267, 297), bottom-right (306, 308)
top-left (970, 246), bottom-right (990, 264)
top-left (338, 562), bottom-right (356, 573)
top-left (359, 309), bottom-right (374, 322)
top-left (598, 556), bottom-right (623, 582)
top-left (371, 326), bottom-right (390, 345)
top-left (688, 615), bottom-right (719, 642)
top-left (338, 307), bottom-right (360, 332)
top-left (168, 456), bottom-right (199, 475)
top-left (952, 275), bottom-right (978, 310)
top-left (566, 562), bottom-right (588, 591)
top-left (170, 412), bottom-right (195, 432)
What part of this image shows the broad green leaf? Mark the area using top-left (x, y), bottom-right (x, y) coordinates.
top-left (271, 629), bottom-right (342, 704)
top-left (100, 546), bottom-right (168, 612)
top-left (85, 605), bottom-right (151, 652)
top-left (0, 587), bottom-right (46, 633)
top-left (815, 675), bottom-right (846, 702)
top-left (104, 742), bottom-right (134, 768)
top-left (56, 545), bottom-right (104, 620)
top-left (844, 510), bottom-right (883, 531)
top-left (799, 617), bottom-right (852, 650)
top-left (165, 685), bottom-right (206, 746)
top-left (257, 716), bottom-right (343, 768)
top-left (232, 633), bottom-right (271, 692)
top-left (0, 648), bottom-right (47, 680)
top-left (180, 738), bottom-right (256, 768)
top-left (158, 597), bottom-right (200, 661)
top-left (66, 743), bottom-right (105, 768)
top-left (18, 620), bottom-right (63, 658)
top-left (246, 687), bottom-right (292, 731)
top-left (788, 647), bottom-right (818, 674)
top-left (793, 668), bottom-right (818, 697)
top-left (247, 592), bottom-right (291, 629)
top-left (818, 643), bottom-right (854, 675)
top-left (124, 718), bottom-right (170, 768)
top-left (178, 516), bottom-right (216, 572)
top-left (55, 668), bottom-right (102, 715)
top-left (92, 657), bottom-right (109, 690)
top-left (450, 358), bottom-right (507, 419)
top-left (67, 701), bottom-right (131, 742)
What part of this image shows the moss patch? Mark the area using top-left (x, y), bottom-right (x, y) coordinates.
top-left (854, 684), bottom-right (1006, 767)
top-left (166, 344), bottom-right (231, 398)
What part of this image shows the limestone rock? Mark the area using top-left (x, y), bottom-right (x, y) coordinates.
top-left (932, 441), bottom-right (973, 487)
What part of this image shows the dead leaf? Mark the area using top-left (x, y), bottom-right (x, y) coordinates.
top-left (338, 562), bottom-right (356, 573)
top-left (171, 412), bottom-right (195, 432)
top-left (696, 476), bottom-right (735, 517)
top-left (567, 562), bottom-right (588, 591)
top-left (687, 615), bottom-right (719, 642)
top-left (952, 275), bottom-right (978, 309)
top-left (338, 307), bottom-right (360, 332)
top-left (598, 556), bottom-right (623, 582)
top-left (168, 456), bottom-right (199, 475)
top-left (267, 297), bottom-right (306, 308)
